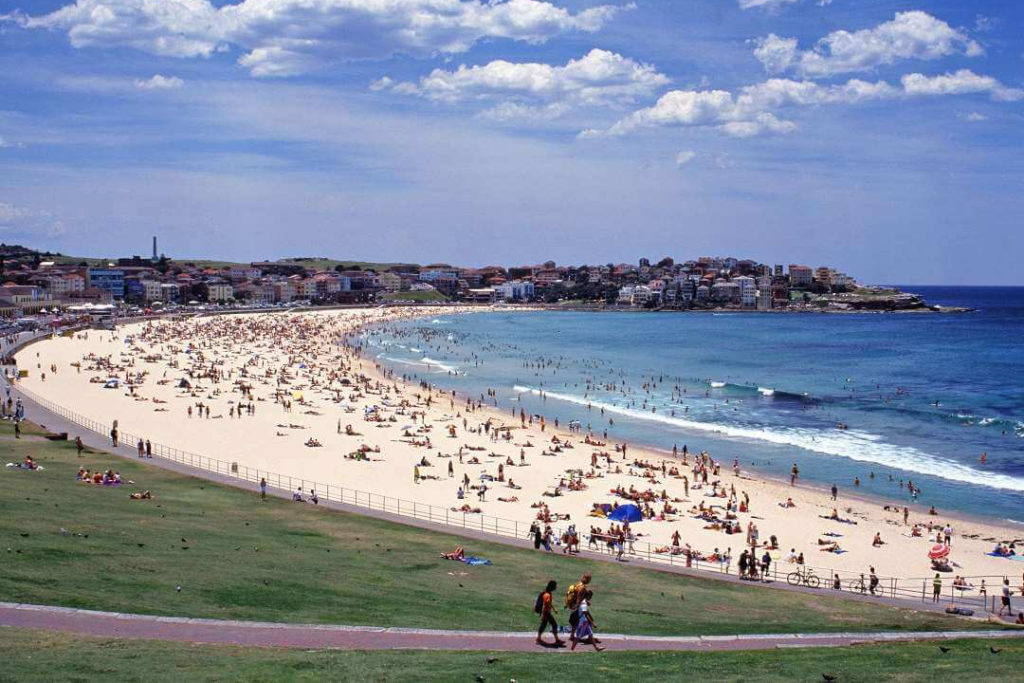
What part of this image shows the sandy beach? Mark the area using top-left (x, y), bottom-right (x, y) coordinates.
top-left (13, 306), bottom-right (1024, 585)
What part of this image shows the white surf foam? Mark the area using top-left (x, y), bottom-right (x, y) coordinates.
top-left (380, 355), bottom-right (459, 374)
top-left (420, 357), bottom-right (460, 374)
top-left (512, 385), bottom-right (1024, 492)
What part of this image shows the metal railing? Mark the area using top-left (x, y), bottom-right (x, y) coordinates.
top-left (5, 348), bottom-right (1017, 612)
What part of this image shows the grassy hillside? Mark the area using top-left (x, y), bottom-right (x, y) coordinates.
top-left (0, 419), bottom-right (988, 636)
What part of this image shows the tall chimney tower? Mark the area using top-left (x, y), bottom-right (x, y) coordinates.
top-left (152, 236), bottom-right (157, 261)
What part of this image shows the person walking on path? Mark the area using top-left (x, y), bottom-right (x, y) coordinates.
top-left (999, 578), bottom-right (1014, 617)
top-left (110, 426), bottom-right (118, 448)
top-left (259, 477), bottom-right (267, 501)
top-left (535, 580), bottom-right (563, 647)
top-left (570, 590), bottom-right (604, 652)
top-left (566, 572), bottom-right (592, 646)
top-left (145, 439), bottom-right (152, 458)
top-left (14, 420), bottom-right (20, 439)
top-left (932, 574), bottom-right (942, 603)
top-left (75, 436), bottom-right (83, 456)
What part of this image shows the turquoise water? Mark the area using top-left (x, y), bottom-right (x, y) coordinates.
top-left (361, 287), bottom-right (1024, 523)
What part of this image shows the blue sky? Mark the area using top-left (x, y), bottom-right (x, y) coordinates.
top-left (0, 1), bottom-right (1021, 284)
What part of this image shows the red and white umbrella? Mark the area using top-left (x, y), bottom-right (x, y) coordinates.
top-left (928, 544), bottom-right (950, 560)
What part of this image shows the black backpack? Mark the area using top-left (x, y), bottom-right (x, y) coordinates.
top-left (534, 591), bottom-right (546, 614)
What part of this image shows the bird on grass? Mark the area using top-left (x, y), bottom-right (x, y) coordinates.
top-left (990, 647), bottom-right (1002, 654)
top-left (822, 674), bottom-right (837, 682)
top-left (939, 646), bottom-right (951, 654)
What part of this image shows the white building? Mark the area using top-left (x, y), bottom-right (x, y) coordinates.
top-left (140, 280), bottom-right (163, 303)
top-left (207, 282), bottom-right (233, 302)
top-left (756, 275), bottom-right (773, 311)
top-left (495, 280), bottom-right (535, 302)
top-left (734, 275), bottom-right (757, 308)
top-left (377, 272), bottom-right (402, 292)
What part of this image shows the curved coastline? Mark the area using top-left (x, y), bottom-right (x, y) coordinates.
top-left (12, 306), bottom-right (1024, 585)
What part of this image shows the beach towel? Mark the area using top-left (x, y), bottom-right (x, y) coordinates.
top-left (461, 557), bottom-right (491, 566)
top-left (987, 552), bottom-right (1021, 559)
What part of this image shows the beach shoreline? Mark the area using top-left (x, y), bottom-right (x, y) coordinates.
top-left (12, 306), bottom-right (1023, 585)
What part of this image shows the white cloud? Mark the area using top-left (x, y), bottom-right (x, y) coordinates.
top-left (738, 0), bottom-right (830, 10)
top-left (901, 69), bottom-right (1023, 101)
top-left (738, 0), bottom-right (795, 9)
top-left (378, 49), bottom-right (669, 112)
top-left (961, 111), bottom-right (988, 122)
top-left (674, 150), bottom-right (696, 165)
top-left (974, 15), bottom-right (998, 32)
top-left (18, 0), bottom-right (628, 77)
top-left (478, 101), bottom-right (570, 122)
top-left (135, 74), bottom-right (184, 90)
top-left (0, 202), bottom-right (66, 237)
top-left (754, 11), bottom-right (983, 78)
top-left (0, 202), bottom-right (32, 222)
top-left (589, 70), bottom-right (1020, 138)
top-left (0, 136), bottom-right (11, 148)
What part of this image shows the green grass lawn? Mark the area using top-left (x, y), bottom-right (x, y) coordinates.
top-left (0, 629), bottom-right (1020, 682)
top-left (0, 420), bottom-right (996, 636)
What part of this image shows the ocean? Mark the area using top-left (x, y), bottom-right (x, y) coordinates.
top-left (361, 287), bottom-right (1024, 523)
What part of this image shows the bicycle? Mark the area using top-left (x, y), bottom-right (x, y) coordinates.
top-left (848, 576), bottom-right (867, 594)
top-left (786, 568), bottom-right (821, 589)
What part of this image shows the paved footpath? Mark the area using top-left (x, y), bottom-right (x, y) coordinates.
top-left (1, 603), bottom-right (1020, 652)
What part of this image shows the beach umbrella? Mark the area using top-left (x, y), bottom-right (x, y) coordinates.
top-left (928, 544), bottom-right (950, 560)
top-left (607, 504), bottom-right (643, 523)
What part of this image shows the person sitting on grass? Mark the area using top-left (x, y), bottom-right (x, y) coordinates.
top-left (129, 490), bottom-right (152, 500)
top-left (441, 546), bottom-right (465, 561)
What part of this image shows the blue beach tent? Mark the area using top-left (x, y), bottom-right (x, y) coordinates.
top-left (607, 504), bottom-right (642, 523)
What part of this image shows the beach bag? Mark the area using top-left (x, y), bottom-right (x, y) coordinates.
top-left (534, 592), bottom-right (545, 614)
